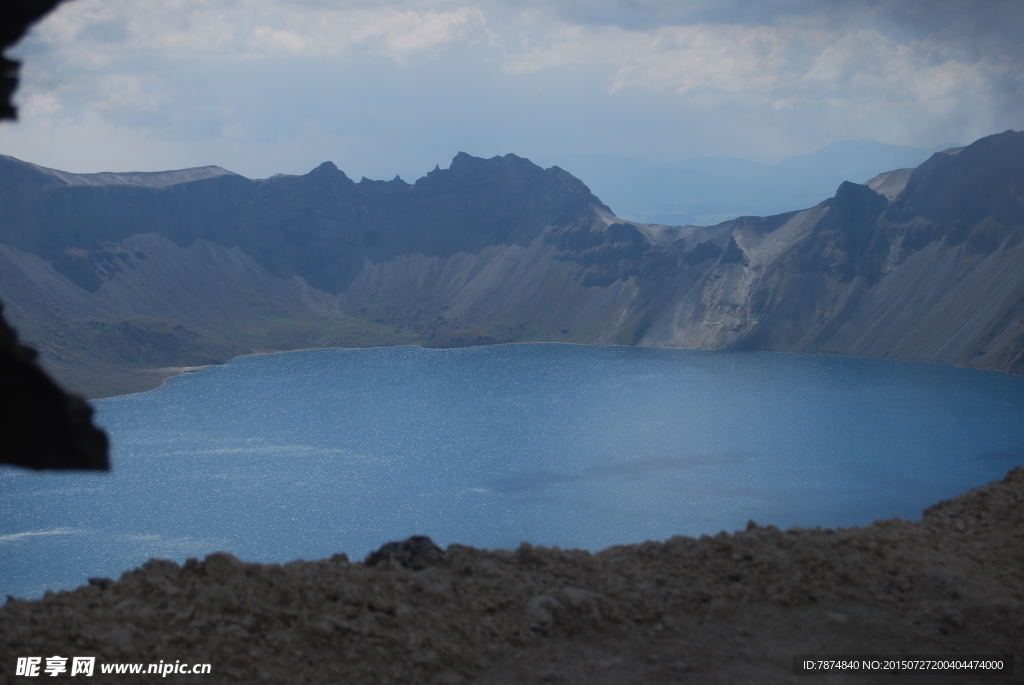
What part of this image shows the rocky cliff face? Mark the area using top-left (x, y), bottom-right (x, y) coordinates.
top-left (1, 131), bottom-right (1022, 397)
top-left (565, 130), bottom-right (1024, 372)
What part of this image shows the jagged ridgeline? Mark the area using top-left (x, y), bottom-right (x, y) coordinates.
top-left (1, 131), bottom-right (1023, 398)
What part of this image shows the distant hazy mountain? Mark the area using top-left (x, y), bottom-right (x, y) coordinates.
top-left (538, 140), bottom-right (960, 226)
top-left (1, 132), bottom-right (1021, 398)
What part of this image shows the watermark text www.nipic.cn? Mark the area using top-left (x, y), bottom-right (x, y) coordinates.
top-left (15, 657), bottom-right (212, 677)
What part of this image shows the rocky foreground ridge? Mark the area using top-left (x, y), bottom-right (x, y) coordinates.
top-left (1, 131), bottom-right (1023, 397)
top-left (1, 468), bottom-right (1021, 684)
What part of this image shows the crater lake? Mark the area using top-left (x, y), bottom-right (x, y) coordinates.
top-left (3, 344), bottom-right (1024, 599)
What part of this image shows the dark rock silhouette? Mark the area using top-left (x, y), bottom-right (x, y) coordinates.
top-left (1, 0), bottom-right (63, 120)
top-left (364, 536), bottom-right (446, 570)
top-left (0, 301), bottom-right (108, 469)
top-left (1, 0), bottom-right (109, 470)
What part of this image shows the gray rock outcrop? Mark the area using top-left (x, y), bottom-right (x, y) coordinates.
top-left (1, 132), bottom-right (1022, 398)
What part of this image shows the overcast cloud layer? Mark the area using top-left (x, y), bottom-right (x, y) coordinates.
top-left (1, 0), bottom-right (1021, 180)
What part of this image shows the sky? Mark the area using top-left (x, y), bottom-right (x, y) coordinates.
top-left (1, 0), bottom-right (1022, 181)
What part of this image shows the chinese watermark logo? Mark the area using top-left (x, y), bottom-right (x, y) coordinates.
top-left (15, 656), bottom-right (209, 677)
top-left (16, 657), bottom-right (94, 677)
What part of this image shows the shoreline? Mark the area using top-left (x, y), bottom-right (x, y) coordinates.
top-left (92, 341), bottom-right (1022, 401)
top-left (87, 364), bottom-right (216, 400)
top-left (3, 467), bottom-right (1021, 684)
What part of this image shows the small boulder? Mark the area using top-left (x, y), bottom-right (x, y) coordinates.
top-left (364, 536), bottom-right (445, 570)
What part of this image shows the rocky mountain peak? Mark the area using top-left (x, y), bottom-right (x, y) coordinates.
top-left (309, 160), bottom-right (340, 175)
top-left (2, 132), bottom-right (1023, 399)
top-left (889, 129), bottom-right (1024, 227)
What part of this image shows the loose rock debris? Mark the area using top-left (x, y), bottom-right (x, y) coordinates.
top-left (2, 468), bottom-right (1022, 684)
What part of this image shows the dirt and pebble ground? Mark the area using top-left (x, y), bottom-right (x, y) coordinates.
top-left (2, 468), bottom-right (1021, 684)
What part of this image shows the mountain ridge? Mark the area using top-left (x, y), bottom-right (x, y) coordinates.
top-left (536, 139), bottom-right (962, 226)
top-left (1, 131), bottom-right (1022, 398)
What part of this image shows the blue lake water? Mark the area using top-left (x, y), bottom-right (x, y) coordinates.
top-left (3, 344), bottom-right (1024, 599)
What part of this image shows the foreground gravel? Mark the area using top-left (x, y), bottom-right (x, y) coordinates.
top-left (2, 468), bottom-right (1021, 684)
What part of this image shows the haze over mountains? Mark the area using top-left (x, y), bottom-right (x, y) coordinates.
top-left (1, 131), bottom-right (1022, 398)
top-left (539, 140), bottom-right (960, 226)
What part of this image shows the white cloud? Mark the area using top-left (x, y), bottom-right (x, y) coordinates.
top-left (19, 93), bottom-right (61, 117)
top-left (25, 0), bottom-right (487, 62)
top-left (243, 6), bottom-right (488, 61)
top-left (89, 74), bottom-right (166, 111)
top-left (496, 20), bottom-right (997, 107)
top-left (2, 0), bottom-right (1020, 175)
